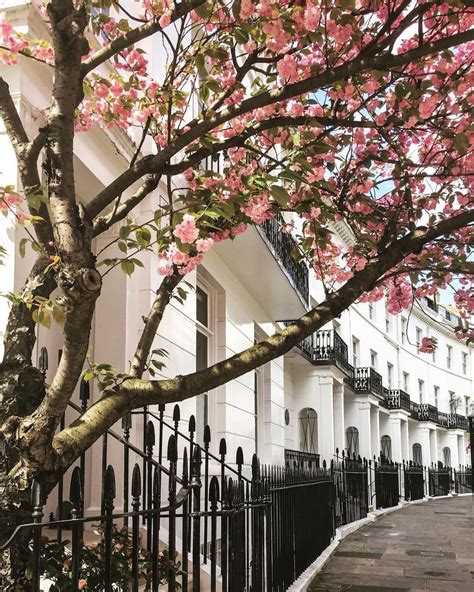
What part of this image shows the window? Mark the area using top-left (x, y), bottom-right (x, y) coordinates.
top-left (418, 379), bottom-right (424, 403)
top-left (401, 318), bottom-right (407, 345)
top-left (447, 345), bottom-right (452, 369)
top-left (299, 408), bottom-right (318, 454)
top-left (370, 349), bottom-right (378, 370)
top-left (369, 302), bottom-right (375, 321)
top-left (352, 337), bottom-right (360, 367)
top-left (465, 397), bottom-right (471, 417)
top-left (412, 443), bottom-right (422, 465)
top-left (416, 327), bottom-right (422, 348)
top-left (442, 447), bottom-right (451, 467)
top-left (462, 352), bottom-right (468, 375)
top-left (403, 372), bottom-right (409, 392)
top-left (449, 391), bottom-right (456, 413)
top-left (381, 435), bottom-right (392, 461)
top-left (433, 386), bottom-right (439, 409)
top-left (432, 341), bottom-right (436, 363)
top-left (196, 285), bottom-right (213, 441)
top-left (385, 308), bottom-right (391, 333)
top-left (387, 363), bottom-right (393, 389)
top-left (346, 426), bottom-right (359, 458)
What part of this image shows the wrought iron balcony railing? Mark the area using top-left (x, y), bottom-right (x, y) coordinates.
top-left (411, 402), bottom-right (439, 423)
top-left (285, 448), bottom-right (320, 469)
top-left (313, 330), bottom-right (353, 376)
top-left (385, 389), bottom-right (411, 412)
top-left (447, 413), bottom-right (469, 430)
top-left (346, 366), bottom-right (383, 397)
top-left (281, 326), bottom-right (353, 377)
top-left (438, 411), bottom-right (449, 428)
top-left (259, 214), bottom-right (309, 304)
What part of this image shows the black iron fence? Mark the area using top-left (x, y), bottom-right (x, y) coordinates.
top-left (404, 463), bottom-right (425, 501)
top-left (429, 466), bottom-right (452, 497)
top-left (284, 448), bottom-right (320, 469)
top-left (373, 459), bottom-right (399, 509)
top-left (1, 391), bottom-right (471, 592)
top-left (332, 450), bottom-right (368, 527)
top-left (454, 467), bottom-right (472, 493)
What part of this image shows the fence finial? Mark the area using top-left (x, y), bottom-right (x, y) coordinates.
top-left (167, 434), bottom-right (178, 463)
top-left (204, 424), bottom-right (211, 444)
top-left (39, 346), bottom-right (48, 375)
top-left (173, 404), bottom-right (181, 423)
top-left (209, 475), bottom-right (220, 504)
top-left (219, 437), bottom-right (227, 456)
top-left (103, 465), bottom-right (116, 506)
top-left (236, 446), bottom-right (244, 467)
top-left (188, 414), bottom-right (196, 433)
top-left (146, 420), bottom-right (156, 449)
top-left (191, 445), bottom-right (202, 483)
top-left (69, 466), bottom-right (83, 507)
top-left (131, 463), bottom-right (141, 498)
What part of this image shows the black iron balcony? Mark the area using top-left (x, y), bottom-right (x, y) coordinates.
top-left (347, 367), bottom-right (383, 397)
top-left (259, 214), bottom-right (309, 304)
top-left (313, 330), bottom-right (353, 376)
top-left (447, 413), bottom-right (469, 430)
top-left (281, 325), bottom-right (352, 377)
top-left (285, 448), bottom-right (320, 469)
top-left (411, 402), bottom-right (438, 423)
top-left (438, 411), bottom-right (449, 428)
top-left (385, 389), bottom-right (411, 412)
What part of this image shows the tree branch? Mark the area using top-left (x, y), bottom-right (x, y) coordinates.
top-left (52, 209), bottom-right (474, 463)
top-left (86, 28), bottom-right (474, 220)
top-left (81, 0), bottom-right (206, 75)
top-left (129, 272), bottom-right (183, 378)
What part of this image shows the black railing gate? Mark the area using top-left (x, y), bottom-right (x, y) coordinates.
top-left (404, 463), bottom-right (425, 501)
top-left (332, 451), bottom-right (368, 527)
top-left (373, 458), bottom-right (399, 509)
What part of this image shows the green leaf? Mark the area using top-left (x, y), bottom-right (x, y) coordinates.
top-left (19, 238), bottom-right (28, 258)
top-left (270, 185), bottom-right (291, 207)
top-left (121, 260), bottom-right (135, 276)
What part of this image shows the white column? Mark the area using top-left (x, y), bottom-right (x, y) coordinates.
top-left (317, 376), bottom-right (335, 461)
top-left (333, 382), bottom-right (345, 453)
top-left (448, 433), bottom-right (459, 468)
top-left (420, 427), bottom-right (431, 466)
top-left (371, 406), bottom-right (380, 460)
top-left (430, 429), bottom-right (438, 465)
top-left (391, 417), bottom-right (403, 462)
top-left (358, 401), bottom-right (372, 460)
top-left (401, 419), bottom-right (409, 461)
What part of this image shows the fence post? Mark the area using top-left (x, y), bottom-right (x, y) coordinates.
top-left (151, 465), bottom-right (162, 592)
top-left (131, 463), bottom-right (141, 592)
top-left (168, 434), bottom-right (178, 592)
top-left (145, 420), bottom-right (155, 559)
top-left (203, 424), bottom-right (211, 564)
top-left (103, 465), bottom-right (116, 592)
top-left (209, 476), bottom-right (219, 592)
top-left (69, 467), bottom-right (83, 591)
top-left (219, 438), bottom-right (228, 592)
top-left (191, 445), bottom-right (202, 592)
top-left (122, 411), bottom-right (131, 527)
top-left (181, 448), bottom-right (189, 591)
top-left (31, 479), bottom-right (44, 592)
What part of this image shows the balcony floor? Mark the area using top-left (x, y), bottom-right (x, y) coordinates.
top-left (214, 227), bottom-right (308, 320)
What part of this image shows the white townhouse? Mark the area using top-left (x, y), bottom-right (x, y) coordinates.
top-left (0, 1), bottom-right (472, 516)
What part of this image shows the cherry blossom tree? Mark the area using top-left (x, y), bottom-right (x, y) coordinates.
top-left (0, 0), bottom-right (473, 586)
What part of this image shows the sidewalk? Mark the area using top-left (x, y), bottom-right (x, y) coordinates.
top-left (308, 495), bottom-right (473, 592)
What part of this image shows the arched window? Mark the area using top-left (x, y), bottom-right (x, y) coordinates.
top-left (345, 426), bottom-right (359, 457)
top-left (299, 408), bottom-right (318, 454)
top-left (381, 435), bottom-right (392, 461)
top-left (412, 443), bottom-right (422, 465)
top-left (443, 446), bottom-right (451, 467)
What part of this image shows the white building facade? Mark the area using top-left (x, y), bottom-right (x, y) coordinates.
top-left (0, 3), bottom-right (472, 511)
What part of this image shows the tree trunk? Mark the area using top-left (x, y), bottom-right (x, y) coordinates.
top-left (0, 474), bottom-right (34, 591)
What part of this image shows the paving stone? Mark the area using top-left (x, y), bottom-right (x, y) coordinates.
top-left (334, 551), bottom-right (383, 559)
top-left (309, 496), bottom-right (474, 592)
